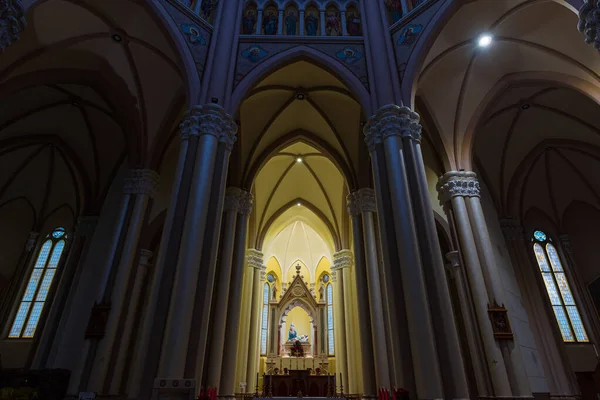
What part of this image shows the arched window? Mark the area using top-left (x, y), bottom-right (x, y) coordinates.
top-left (532, 230), bottom-right (588, 342)
top-left (327, 283), bottom-right (334, 355)
top-left (9, 227), bottom-right (68, 338)
top-left (260, 282), bottom-right (270, 354)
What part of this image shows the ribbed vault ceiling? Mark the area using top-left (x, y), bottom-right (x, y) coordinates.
top-left (242, 61), bottom-right (362, 251)
top-left (0, 0), bottom-right (187, 227)
top-left (474, 84), bottom-right (600, 228)
top-left (417, 0), bottom-right (600, 169)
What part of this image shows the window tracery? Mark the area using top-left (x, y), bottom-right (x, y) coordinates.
top-left (326, 283), bottom-right (334, 355)
top-left (261, 282), bottom-right (270, 354)
top-left (532, 230), bottom-right (588, 342)
top-left (9, 227), bottom-right (68, 339)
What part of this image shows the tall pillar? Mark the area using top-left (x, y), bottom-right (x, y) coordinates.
top-left (157, 105), bottom-right (236, 383)
top-left (331, 250), bottom-right (350, 392)
top-left (220, 192), bottom-right (254, 399)
top-left (437, 171), bottom-right (529, 398)
top-left (0, 0), bottom-right (26, 53)
top-left (237, 265), bottom-right (255, 388)
top-left (129, 120), bottom-right (192, 399)
top-left (356, 189), bottom-right (391, 390)
top-left (346, 192), bottom-right (376, 399)
top-left (445, 251), bottom-right (491, 395)
top-left (399, 106), bottom-right (469, 399)
top-left (341, 10), bottom-right (347, 36)
top-left (87, 169), bottom-right (159, 394)
top-left (319, 9), bottom-right (326, 35)
top-left (205, 188), bottom-right (242, 387)
top-left (341, 262), bottom-right (357, 394)
top-left (364, 106), bottom-right (443, 399)
top-left (578, 0), bottom-right (600, 51)
top-left (246, 249), bottom-right (265, 391)
top-left (109, 249), bottom-right (154, 392)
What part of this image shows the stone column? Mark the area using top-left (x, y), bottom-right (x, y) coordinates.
top-left (236, 266), bottom-right (255, 387)
top-left (356, 189), bottom-right (391, 390)
top-left (346, 192), bottom-right (376, 398)
top-left (158, 104), bottom-right (236, 381)
top-left (445, 251), bottom-right (490, 395)
top-left (399, 106), bottom-right (469, 399)
top-left (256, 9), bottom-right (263, 34)
top-left (341, 262), bottom-right (357, 394)
top-left (128, 122), bottom-right (192, 399)
top-left (437, 172), bottom-right (514, 398)
top-left (246, 249), bottom-right (266, 391)
top-left (277, 9), bottom-right (284, 35)
top-left (364, 106), bottom-right (443, 399)
top-left (299, 10), bottom-right (305, 35)
top-left (0, 0), bottom-right (26, 53)
top-left (320, 9), bottom-right (326, 35)
top-left (220, 192), bottom-right (254, 399)
top-left (578, 0), bottom-right (600, 51)
top-left (341, 10), bottom-right (347, 36)
top-left (331, 250), bottom-right (350, 392)
top-left (205, 188), bottom-right (242, 387)
top-left (109, 249), bottom-right (154, 392)
top-left (88, 169), bottom-right (159, 394)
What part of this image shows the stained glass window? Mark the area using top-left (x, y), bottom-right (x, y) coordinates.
top-left (9, 227), bottom-right (68, 339)
top-left (260, 283), bottom-right (270, 354)
top-left (327, 284), bottom-right (334, 355)
top-left (532, 230), bottom-right (588, 342)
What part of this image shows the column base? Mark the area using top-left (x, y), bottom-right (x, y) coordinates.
top-left (152, 378), bottom-right (196, 400)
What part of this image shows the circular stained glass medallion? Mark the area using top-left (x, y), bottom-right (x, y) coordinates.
top-left (52, 227), bottom-right (66, 239)
top-left (533, 230), bottom-right (547, 242)
top-left (267, 273), bottom-right (275, 283)
top-left (322, 274), bottom-right (329, 283)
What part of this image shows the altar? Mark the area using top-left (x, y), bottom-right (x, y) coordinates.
top-left (261, 370), bottom-right (336, 397)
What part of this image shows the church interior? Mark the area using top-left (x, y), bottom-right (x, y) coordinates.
top-left (1, 0), bottom-right (600, 399)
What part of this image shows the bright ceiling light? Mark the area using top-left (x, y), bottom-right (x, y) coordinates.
top-left (478, 34), bottom-right (493, 47)
top-left (296, 156), bottom-right (303, 163)
top-left (297, 202), bottom-right (302, 207)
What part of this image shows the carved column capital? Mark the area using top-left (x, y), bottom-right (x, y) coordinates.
top-left (238, 190), bottom-right (253, 216)
top-left (124, 169), bottom-right (160, 198)
top-left (347, 189), bottom-right (377, 215)
top-left (179, 103), bottom-right (238, 150)
top-left (76, 216), bottom-right (99, 238)
top-left (332, 249), bottom-right (353, 271)
top-left (247, 248), bottom-right (264, 270)
top-left (364, 104), bottom-right (422, 152)
top-left (224, 187), bottom-right (242, 213)
top-left (437, 170), bottom-right (481, 205)
top-left (0, 0), bottom-right (26, 53)
top-left (25, 231), bottom-right (39, 252)
top-left (499, 217), bottom-right (525, 241)
top-left (331, 270), bottom-right (338, 283)
top-left (578, 0), bottom-right (600, 50)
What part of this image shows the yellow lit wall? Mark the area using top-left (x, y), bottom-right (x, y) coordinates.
top-left (266, 256), bottom-right (282, 296)
top-left (285, 306), bottom-right (311, 343)
top-left (286, 260), bottom-right (310, 283)
top-left (314, 256), bottom-right (331, 302)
